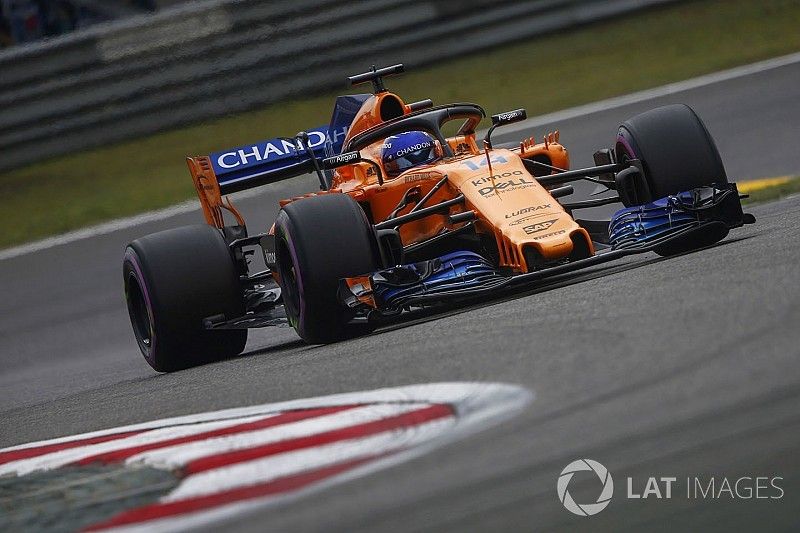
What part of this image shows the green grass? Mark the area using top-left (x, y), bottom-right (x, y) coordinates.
top-left (742, 176), bottom-right (800, 204)
top-left (3, 0), bottom-right (800, 249)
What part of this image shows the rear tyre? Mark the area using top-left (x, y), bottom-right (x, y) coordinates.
top-left (123, 225), bottom-right (247, 372)
top-left (616, 104), bottom-right (727, 201)
top-left (616, 104), bottom-right (729, 256)
top-left (275, 194), bottom-right (380, 344)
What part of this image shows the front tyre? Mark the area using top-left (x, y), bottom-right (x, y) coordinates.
top-left (616, 103), bottom-right (727, 202)
top-left (616, 104), bottom-right (730, 256)
top-left (123, 225), bottom-right (247, 372)
top-left (275, 194), bottom-right (380, 344)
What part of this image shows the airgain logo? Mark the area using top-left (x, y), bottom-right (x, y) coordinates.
top-left (557, 459), bottom-right (614, 516)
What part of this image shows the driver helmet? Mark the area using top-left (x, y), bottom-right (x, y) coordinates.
top-left (381, 131), bottom-right (442, 177)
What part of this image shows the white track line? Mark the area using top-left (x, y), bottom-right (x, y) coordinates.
top-left (0, 199), bottom-right (196, 262)
top-left (0, 185), bottom-right (266, 262)
top-left (500, 50), bottom-right (800, 134)
top-left (2, 51), bottom-right (799, 263)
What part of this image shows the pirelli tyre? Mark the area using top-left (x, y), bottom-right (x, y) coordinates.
top-left (274, 194), bottom-right (381, 344)
top-left (615, 104), bottom-right (728, 202)
top-left (123, 225), bottom-right (247, 372)
top-left (615, 104), bottom-right (730, 257)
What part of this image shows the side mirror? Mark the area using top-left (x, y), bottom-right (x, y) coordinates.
top-left (321, 151), bottom-right (361, 170)
top-left (485, 109), bottom-right (527, 148)
top-left (491, 108), bottom-right (527, 126)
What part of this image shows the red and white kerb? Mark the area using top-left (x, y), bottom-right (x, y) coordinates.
top-left (0, 382), bottom-right (531, 532)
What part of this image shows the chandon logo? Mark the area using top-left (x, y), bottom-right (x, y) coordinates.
top-left (557, 459), bottom-right (614, 516)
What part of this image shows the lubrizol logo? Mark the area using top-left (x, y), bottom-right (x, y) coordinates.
top-left (557, 459), bottom-right (614, 516)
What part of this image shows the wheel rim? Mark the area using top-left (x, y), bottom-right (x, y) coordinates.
top-left (276, 236), bottom-right (301, 324)
top-left (126, 272), bottom-right (154, 355)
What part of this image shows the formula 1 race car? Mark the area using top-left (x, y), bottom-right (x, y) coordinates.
top-left (123, 64), bottom-right (755, 371)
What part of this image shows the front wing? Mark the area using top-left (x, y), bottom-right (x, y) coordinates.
top-left (339, 184), bottom-right (754, 315)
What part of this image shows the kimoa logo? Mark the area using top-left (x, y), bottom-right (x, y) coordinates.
top-left (558, 459), bottom-right (614, 516)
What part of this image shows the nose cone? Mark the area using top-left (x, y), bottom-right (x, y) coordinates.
top-left (444, 149), bottom-right (591, 271)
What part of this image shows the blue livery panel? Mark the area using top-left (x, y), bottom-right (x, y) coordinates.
top-left (210, 125), bottom-right (344, 194)
top-left (209, 95), bottom-right (372, 195)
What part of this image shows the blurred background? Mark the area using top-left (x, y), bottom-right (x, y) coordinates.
top-left (0, 0), bottom-right (170, 47)
top-left (1, 0), bottom-right (798, 250)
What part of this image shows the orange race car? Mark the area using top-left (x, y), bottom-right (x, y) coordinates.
top-left (123, 64), bottom-right (755, 372)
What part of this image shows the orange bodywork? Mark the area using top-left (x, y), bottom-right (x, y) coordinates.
top-left (187, 89), bottom-right (594, 275)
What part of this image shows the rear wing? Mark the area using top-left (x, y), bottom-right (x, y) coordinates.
top-left (207, 94), bottom-right (370, 196)
top-left (209, 125), bottom-right (347, 195)
top-left (187, 126), bottom-right (345, 228)
top-left (187, 94), bottom-right (371, 228)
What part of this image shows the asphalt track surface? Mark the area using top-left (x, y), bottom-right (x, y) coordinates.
top-left (2, 59), bottom-right (800, 531)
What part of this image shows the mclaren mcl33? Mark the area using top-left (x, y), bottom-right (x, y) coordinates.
top-left (123, 64), bottom-right (754, 371)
